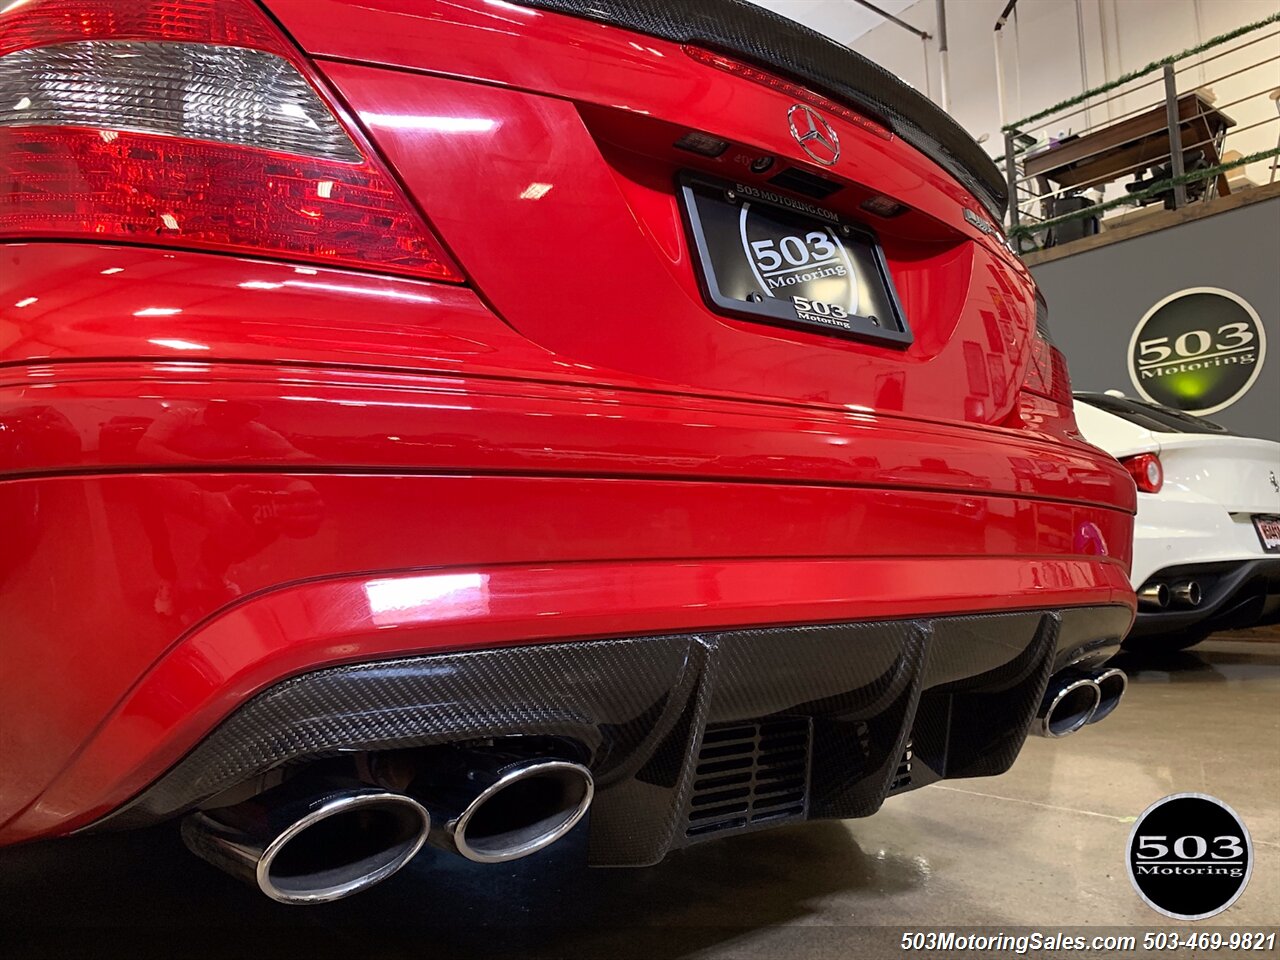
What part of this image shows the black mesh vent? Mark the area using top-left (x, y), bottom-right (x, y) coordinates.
top-left (685, 716), bottom-right (811, 837)
top-left (888, 739), bottom-right (913, 793)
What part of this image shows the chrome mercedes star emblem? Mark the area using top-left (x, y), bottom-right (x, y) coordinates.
top-left (787, 104), bottom-right (840, 166)
top-left (1270, 470), bottom-right (1278, 493)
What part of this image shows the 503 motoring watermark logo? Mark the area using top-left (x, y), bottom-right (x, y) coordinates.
top-left (1127, 793), bottom-right (1254, 920)
top-left (1128, 287), bottom-right (1266, 416)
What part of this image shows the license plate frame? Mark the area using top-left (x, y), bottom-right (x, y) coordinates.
top-left (1252, 514), bottom-right (1280, 553)
top-left (677, 172), bottom-right (912, 347)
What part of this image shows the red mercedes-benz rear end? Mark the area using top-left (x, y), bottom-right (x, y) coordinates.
top-left (0, 0), bottom-right (1135, 901)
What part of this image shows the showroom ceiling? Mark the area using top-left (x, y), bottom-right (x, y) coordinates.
top-left (747, 0), bottom-right (916, 44)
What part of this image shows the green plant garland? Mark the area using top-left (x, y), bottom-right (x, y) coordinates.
top-left (1006, 146), bottom-right (1280, 239)
top-left (1003, 12), bottom-right (1280, 134)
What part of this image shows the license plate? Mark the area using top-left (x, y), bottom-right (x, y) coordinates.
top-left (678, 173), bottom-right (912, 347)
top-left (1253, 514), bottom-right (1280, 553)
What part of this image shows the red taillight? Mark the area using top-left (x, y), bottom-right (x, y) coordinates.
top-left (1122, 453), bottom-right (1164, 494)
top-left (1020, 291), bottom-right (1073, 407)
top-left (683, 45), bottom-right (893, 141)
top-left (1021, 333), bottom-right (1073, 406)
top-left (0, 0), bottom-right (462, 282)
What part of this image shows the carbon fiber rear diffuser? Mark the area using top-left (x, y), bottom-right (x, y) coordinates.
top-left (93, 605), bottom-right (1129, 865)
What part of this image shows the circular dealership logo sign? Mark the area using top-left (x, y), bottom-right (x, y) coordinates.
top-left (1128, 288), bottom-right (1266, 415)
top-left (1127, 794), bottom-right (1253, 920)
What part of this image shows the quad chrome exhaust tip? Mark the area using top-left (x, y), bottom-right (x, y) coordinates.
top-left (1034, 665), bottom-right (1128, 738)
top-left (1035, 674), bottom-right (1101, 738)
top-left (181, 749), bottom-right (595, 899)
top-left (182, 777), bottom-right (429, 904)
top-left (1088, 666), bottom-right (1128, 724)
top-left (413, 752), bottom-right (594, 864)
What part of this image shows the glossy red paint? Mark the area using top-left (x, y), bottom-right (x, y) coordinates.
top-left (0, 0), bottom-right (1135, 848)
top-left (1, 246), bottom-right (1126, 497)
top-left (265, 0), bottom-right (1018, 263)
top-left (314, 60), bottom-right (1033, 422)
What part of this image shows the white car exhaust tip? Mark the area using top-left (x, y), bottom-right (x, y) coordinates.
top-left (1171, 580), bottom-right (1203, 607)
top-left (1137, 582), bottom-right (1170, 609)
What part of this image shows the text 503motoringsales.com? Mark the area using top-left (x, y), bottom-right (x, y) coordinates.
top-left (899, 930), bottom-right (1278, 953)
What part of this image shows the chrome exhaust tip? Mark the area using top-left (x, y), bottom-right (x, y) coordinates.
top-left (415, 753), bottom-right (594, 864)
top-left (182, 778), bottom-right (429, 904)
top-left (1171, 580), bottom-right (1202, 607)
top-left (1035, 674), bottom-right (1101, 738)
top-left (1087, 666), bottom-right (1128, 724)
top-left (1137, 582), bottom-right (1170, 610)
top-left (454, 759), bottom-right (593, 863)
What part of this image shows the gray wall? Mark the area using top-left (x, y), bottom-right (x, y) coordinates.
top-left (1032, 196), bottom-right (1280, 441)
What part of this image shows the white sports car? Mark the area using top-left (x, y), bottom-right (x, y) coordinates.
top-left (1074, 393), bottom-right (1280, 650)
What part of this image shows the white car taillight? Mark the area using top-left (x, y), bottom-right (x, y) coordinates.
top-left (1122, 453), bottom-right (1164, 494)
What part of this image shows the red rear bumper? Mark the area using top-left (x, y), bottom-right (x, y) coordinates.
top-left (0, 244), bottom-right (1134, 846)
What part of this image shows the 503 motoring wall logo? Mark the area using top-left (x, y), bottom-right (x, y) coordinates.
top-left (1128, 287), bottom-right (1266, 415)
top-left (1127, 794), bottom-right (1254, 920)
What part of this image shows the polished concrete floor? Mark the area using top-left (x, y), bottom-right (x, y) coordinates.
top-left (3, 637), bottom-right (1277, 958)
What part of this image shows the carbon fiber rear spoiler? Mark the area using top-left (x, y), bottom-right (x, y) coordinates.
top-left (513, 0), bottom-right (1008, 221)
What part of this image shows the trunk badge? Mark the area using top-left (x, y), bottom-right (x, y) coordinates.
top-left (788, 104), bottom-right (840, 166)
top-left (964, 207), bottom-right (998, 236)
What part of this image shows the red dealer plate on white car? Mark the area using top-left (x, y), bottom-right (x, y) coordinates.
top-left (1253, 515), bottom-right (1280, 553)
